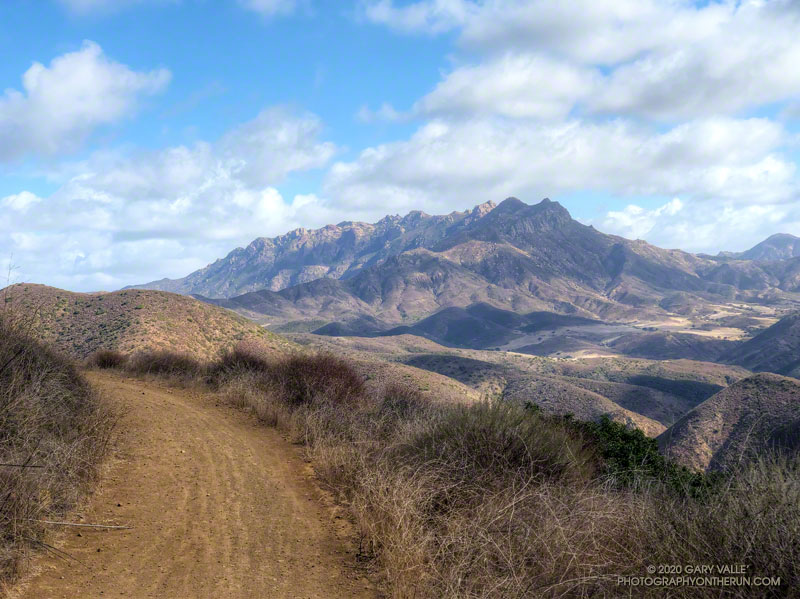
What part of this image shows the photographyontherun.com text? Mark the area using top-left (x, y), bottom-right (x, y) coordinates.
top-left (618, 564), bottom-right (780, 588)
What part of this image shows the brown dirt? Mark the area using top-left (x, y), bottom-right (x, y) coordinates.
top-left (12, 371), bottom-right (379, 599)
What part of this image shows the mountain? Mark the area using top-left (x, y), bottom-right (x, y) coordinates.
top-left (658, 373), bottom-right (800, 472)
top-left (722, 311), bottom-right (800, 377)
top-left (130, 200), bottom-right (498, 298)
top-left (718, 233), bottom-right (800, 261)
top-left (3, 283), bottom-right (290, 360)
top-left (133, 198), bottom-right (800, 336)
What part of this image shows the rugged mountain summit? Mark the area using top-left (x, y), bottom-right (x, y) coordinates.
top-left (134, 198), bottom-right (800, 331)
top-left (131, 200), bottom-right (498, 298)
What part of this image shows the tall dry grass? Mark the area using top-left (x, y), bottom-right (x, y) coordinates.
top-left (109, 342), bottom-right (798, 598)
top-left (0, 313), bottom-right (113, 585)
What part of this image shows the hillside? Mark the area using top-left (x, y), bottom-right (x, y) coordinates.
top-left (331, 303), bottom-right (602, 349)
top-left (605, 331), bottom-right (736, 361)
top-left (721, 311), bottom-right (800, 376)
top-left (175, 198), bottom-right (800, 338)
top-left (658, 373), bottom-right (800, 472)
top-left (3, 283), bottom-right (290, 360)
top-left (289, 332), bottom-right (749, 430)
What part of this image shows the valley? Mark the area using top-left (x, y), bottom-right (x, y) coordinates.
top-left (8, 196), bottom-right (800, 598)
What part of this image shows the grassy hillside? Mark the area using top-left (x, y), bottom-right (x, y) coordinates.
top-left (659, 373), bottom-right (800, 472)
top-left (3, 284), bottom-right (292, 360)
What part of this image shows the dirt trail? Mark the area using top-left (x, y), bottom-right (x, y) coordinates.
top-left (14, 371), bottom-right (379, 599)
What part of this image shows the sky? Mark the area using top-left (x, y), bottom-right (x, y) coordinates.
top-left (3, 0), bottom-right (800, 291)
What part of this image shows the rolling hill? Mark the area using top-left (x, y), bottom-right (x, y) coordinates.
top-left (289, 332), bottom-right (750, 430)
top-left (721, 311), bottom-right (800, 377)
top-left (2, 283), bottom-right (290, 360)
top-left (658, 373), bottom-right (800, 472)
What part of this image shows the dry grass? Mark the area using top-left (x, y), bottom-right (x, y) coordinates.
top-left (643, 454), bottom-right (800, 596)
top-left (3, 283), bottom-right (291, 361)
top-left (0, 315), bottom-right (113, 586)
top-left (108, 345), bottom-right (798, 598)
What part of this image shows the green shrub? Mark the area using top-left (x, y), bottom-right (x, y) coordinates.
top-left (575, 414), bottom-right (722, 498)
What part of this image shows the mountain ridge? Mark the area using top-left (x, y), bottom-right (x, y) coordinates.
top-left (131, 198), bottom-right (800, 332)
top-left (129, 199), bottom-right (499, 298)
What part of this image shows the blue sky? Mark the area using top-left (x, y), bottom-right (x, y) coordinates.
top-left (2, 0), bottom-right (800, 291)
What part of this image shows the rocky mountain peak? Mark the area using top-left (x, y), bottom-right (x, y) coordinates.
top-left (471, 200), bottom-right (496, 217)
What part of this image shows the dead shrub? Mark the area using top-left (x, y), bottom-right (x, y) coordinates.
top-left (127, 350), bottom-right (204, 379)
top-left (85, 349), bottom-right (127, 369)
top-left (0, 316), bottom-right (112, 583)
top-left (267, 352), bottom-right (365, 408)
top-left (207, 340), bottom-right (274, 383)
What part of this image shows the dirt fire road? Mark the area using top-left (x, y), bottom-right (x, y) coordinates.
top-left (14, 371), bottom-right (378, 599)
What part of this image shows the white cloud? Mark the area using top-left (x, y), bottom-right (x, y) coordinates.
top-left (601, 199), bottom-right (685, 242)
top-left (218, 107), bottom-right (336, 186)
top-left (0, 41), bottom-right (170, 161)
top-left (0, 108), bottom-right (340, 291)
top-left (599, 198), bottom-right (798, 254)
top-left (238, 0), bottom-right (303, 17)
top-left (324, 116), bottom-right (794, 216)
top-left (2, 191), bottom-right (42, 213)
top-left (415, 53), bottom-right (599, 120)
top-left (363, 0), bottom-right (800, 120)
top-left (457, 0), bottom-right (723, 64)
top-left (591, 1), bottom-right (800, 119)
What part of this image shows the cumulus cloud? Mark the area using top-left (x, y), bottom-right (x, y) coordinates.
top-left (0, 41), bottom-right (170, 161)
top-left (1, 108), bottom-right (340, 291)
top-left (414, 53), bottom-right (599, 120)
top-left (324, 116), bottom-right (795, 215)
top-left (363, 0), bottom-right (800, 121)
top-left (591, 2), bottom-right (800, 119)
top-left (598, 198), bottom-right (798, 254)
